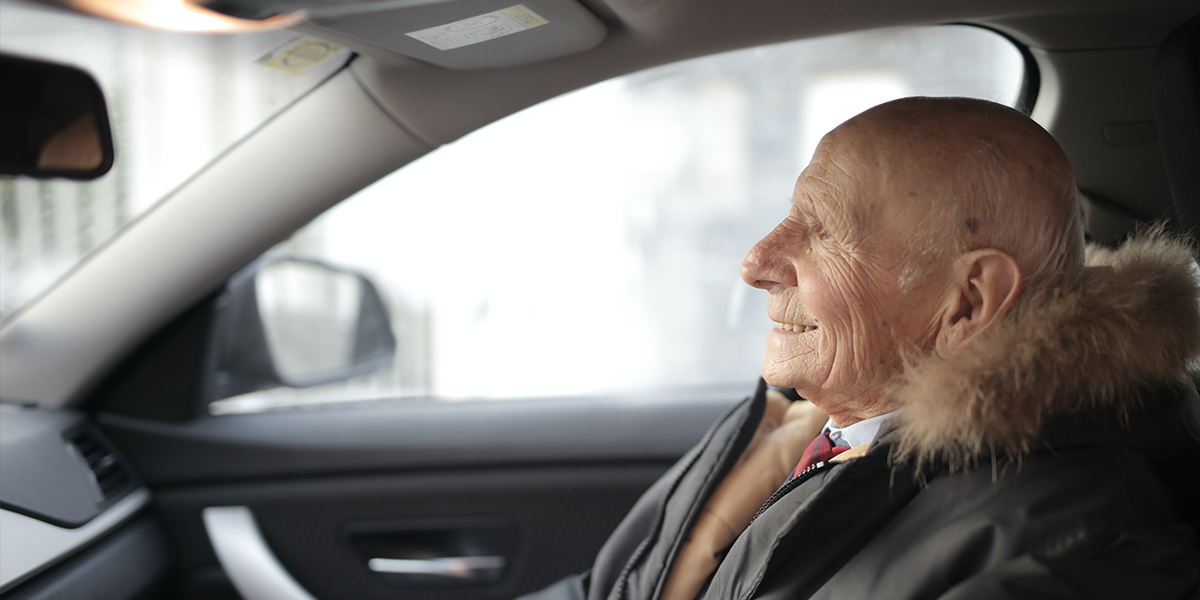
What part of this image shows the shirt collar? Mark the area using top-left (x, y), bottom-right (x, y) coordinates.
top-left (824, 410), bottom-right (901, 449)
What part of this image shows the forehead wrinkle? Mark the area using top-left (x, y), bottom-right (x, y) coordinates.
top-left (836, 130), bottom-right (956, 261)
top-left (824, 139), bottom-right (891, 236)
top-left (794, 161), bottom-right (866, 240)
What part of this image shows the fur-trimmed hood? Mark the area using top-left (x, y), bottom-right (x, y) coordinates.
top-left (891, 231), bottom-right (1200, 469)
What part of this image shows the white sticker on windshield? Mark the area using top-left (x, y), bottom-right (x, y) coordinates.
top-left (406, 5), bottom-right (549, 51)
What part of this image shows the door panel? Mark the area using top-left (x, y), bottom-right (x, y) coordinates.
top-left (157, 464), bottom-right (669, 599)
top-left (98, 388), bottom-right (746, 599)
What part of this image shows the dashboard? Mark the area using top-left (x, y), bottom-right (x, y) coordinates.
top-left (0, 402), bottom-right (167, 599)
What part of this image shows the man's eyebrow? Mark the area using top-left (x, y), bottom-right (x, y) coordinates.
top-left (793, 198), bottom-right (828, 229)
top-left (790, 192), bottom-right (816, 215)
top-left (793, 185), bottom-right (850, 235)
top-left (792, 205), bottom-right (821, 228)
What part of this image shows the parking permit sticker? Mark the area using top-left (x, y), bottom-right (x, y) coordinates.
top-left (257, 37), bottom-right (345, 76)
top-left (406, 5), bottom-right (549, 51)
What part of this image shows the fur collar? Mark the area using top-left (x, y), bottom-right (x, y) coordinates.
top-left (890, 231), bottom-right (1200, 470)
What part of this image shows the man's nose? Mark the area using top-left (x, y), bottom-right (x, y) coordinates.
top-left (741, 226), bottom-right (797, 290)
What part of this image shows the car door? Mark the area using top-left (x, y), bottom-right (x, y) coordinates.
top-left (94, 352), bottom-right (740, 599)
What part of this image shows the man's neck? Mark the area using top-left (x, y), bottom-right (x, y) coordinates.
top-left (807, 390), bottom-right (902, 427)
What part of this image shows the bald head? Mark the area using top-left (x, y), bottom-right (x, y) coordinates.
top-left (831, 97), bottom-right (1084, 293)
top-left (742, 97), bottom-right (1084, 419)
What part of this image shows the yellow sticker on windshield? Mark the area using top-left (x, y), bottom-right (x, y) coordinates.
top-left (257, 38), bottom-right (344, 76)
top-left (499, 5), bottom-right (548, 29)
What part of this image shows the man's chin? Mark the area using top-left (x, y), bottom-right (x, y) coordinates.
top-left (759, 361), bottom-right (804, 390)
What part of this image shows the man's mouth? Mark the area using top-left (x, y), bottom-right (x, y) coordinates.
top-left (776, 322), bottom-right (818, 333)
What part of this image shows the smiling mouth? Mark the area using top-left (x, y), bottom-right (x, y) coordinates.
top-left (776, 322), bottom-right (818, 333)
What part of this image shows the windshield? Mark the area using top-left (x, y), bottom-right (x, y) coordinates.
top-left (0, 0), bottom-right (350, 320)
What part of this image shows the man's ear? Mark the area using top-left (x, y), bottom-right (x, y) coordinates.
top-left (935, 249), bottom-right (1021, 358)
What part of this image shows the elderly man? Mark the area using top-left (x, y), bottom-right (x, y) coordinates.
top-left (523, 97), bottom-right (1200, 600)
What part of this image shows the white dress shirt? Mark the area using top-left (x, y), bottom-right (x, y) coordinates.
top-left (824, 410), bottom-right (901, 449)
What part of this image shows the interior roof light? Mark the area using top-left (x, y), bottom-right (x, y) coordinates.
top-left (54, 0), bottom-right (306, 33)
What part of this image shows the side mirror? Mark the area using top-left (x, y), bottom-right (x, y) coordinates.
top-left (208, 257), bottom-right (397, 401)
top-left (0, 54), bottom-right (115, 180)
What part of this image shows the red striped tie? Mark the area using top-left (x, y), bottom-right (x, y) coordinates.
top-left (789, 431), bottom-right (850, 480)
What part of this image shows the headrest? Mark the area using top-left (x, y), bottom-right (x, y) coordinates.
top-left (1153, 14), bottom-right (1200, 248)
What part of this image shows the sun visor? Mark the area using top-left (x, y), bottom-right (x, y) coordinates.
top-left (304, 0), bottom-right (606, 69)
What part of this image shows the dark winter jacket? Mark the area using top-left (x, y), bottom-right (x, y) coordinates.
top-left (521, 233), bottom-right (1200, 600)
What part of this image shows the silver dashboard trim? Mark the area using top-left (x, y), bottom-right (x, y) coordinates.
top-left (0, 487), bottom-right (150, 593)
top-left (202, 505), bottom-right (317, 600)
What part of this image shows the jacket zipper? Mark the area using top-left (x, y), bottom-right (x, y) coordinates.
top-left (752, 460), bottom-right (836, 522)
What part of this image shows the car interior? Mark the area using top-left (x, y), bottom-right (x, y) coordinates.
top-left (1, 0), bottom-right (1198, 598)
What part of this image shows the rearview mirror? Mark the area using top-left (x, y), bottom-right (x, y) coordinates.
top-left (208, 257), bottom-right (397, 401)
top-left (0, 54), bottom-right (115, 180)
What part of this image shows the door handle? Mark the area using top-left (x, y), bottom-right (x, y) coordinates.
top-left (347, 518), bottom-right (514, 587)
top-left (368, 555), bottom-right (505, 580)
top-left (203, 506), bottom-right (318, 600)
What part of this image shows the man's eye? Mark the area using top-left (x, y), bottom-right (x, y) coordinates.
top-left (816, 225), bottom-right (833, 241)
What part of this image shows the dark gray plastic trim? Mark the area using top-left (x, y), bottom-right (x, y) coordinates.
top-left (98, 384), bottom-right (748, 485)
top-left (0, 405), bottom-right (137, 528)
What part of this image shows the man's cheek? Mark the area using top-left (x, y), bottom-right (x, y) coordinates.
top-left (799, 271), bottom-right (855, 333)
top-left (809, 276), bottom-right (887, 384)
top-left (797, 275), bottom-right (834, 326)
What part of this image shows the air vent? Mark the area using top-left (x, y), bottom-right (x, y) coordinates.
top-left (66, 428), bottom-right (135, 502)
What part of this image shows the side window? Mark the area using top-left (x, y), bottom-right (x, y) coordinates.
top-left (211, 25), bottom-right (1025, 414)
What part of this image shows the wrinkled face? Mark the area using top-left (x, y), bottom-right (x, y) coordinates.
top-left (741, 130), bottom-right (947, 421)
